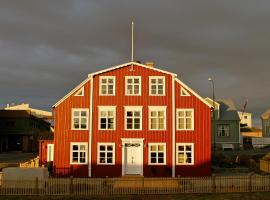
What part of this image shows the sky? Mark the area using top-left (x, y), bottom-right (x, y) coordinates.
top-left (0, 0), bottom-right (269, 127)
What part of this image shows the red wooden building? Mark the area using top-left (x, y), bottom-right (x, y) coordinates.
top-left (48, 62), bottom-right (212, 177)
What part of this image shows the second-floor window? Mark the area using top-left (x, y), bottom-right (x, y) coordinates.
top-left (125, 106), bottom-right (142, 130)
top-left (176, 109), bottom-right (194, 130)
top-left (149, 76), bottom-right (165, 96)
top-left (149, 106), bottom-right (166, 130)
top-left (98, 106), bottom-right (116, 130)
top-left (125, 76), bottom-right (141, 96)
top-left (217, 124), bottom-right (230, 137)
top-left (100, 76), bottom-right (115, 96)
top-left (72, 109), bottom-right (89, 130)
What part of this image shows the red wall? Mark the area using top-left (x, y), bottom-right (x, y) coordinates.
top-left (38, 140), bottom-right (53, 166)
top-left (53, 64), bottom-right (211, 177)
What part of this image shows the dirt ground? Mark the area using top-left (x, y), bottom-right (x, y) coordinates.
top-left (0, 193), bottom-right (270, 200)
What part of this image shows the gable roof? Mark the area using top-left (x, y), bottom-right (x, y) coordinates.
top-left (88, 61), bottom-right (177, 77)
top-left (52, 77), bottom-right (91, 108)
top-left (216, 99), bottom-right (240, 121)
top-left (176, 78), bottom-right (212, 108)
top-left (261, 108), bottom-right (270, 120)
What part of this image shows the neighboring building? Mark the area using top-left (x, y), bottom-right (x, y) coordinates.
top-left (50, 61), bottom-right (212, 178)
top-left (238, 111), bottom-right (252, 127)
top-left (205, 98), bottom-right (240, 150)
top-left (0, 104), bottom-right (52, 153)
top-left (261, 108), bottom-right (270, 137)
top-left (38, 131), bottom-right (54, 166)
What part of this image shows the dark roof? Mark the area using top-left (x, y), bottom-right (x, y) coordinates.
top-left (241, 127), bottom-right (262, 132)
top-left (261, 108), bottom-right (270, 120)
top-left (38, 131), bottom-right (54, 140)
top-left (216, 99), bottom-right (240, 121)
top-left (0, 110), bottom-right (31, 118)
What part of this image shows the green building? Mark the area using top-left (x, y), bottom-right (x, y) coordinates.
top-left (205, 98), bottom-right (240, 150)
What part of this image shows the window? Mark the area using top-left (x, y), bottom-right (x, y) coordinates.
top-left (244, 115), bottom-right (248, 119)
top-left (217, 124), bottom-right (230, 137)
top-left (47, 144), bottom-right (54, 162)
top-left (176, 109), bottom-right (194, 130)
top-left (176, 143), bottom-right (194, 165)
top-left (74, 87), bottom-right (84, 96)
top-left (99, 76), bottom-right (115, 95)
top-left (180, 87), bottom-right (190, 96)
top-left (125, 106), bottom-right (142, 130)
top-left (72, 109), bottom-right (89, 130)
top-left (149, 76), bottom-right (165, 96)
top-left (70, 143), bottom-right (88, 164)
top-left (97, 143), bottom-right (115, 165)
top-left (149, 106), bottom-right (166, 130)
top-left (98, 106), bottom-right (116, 130)
top-left (125, 76), bottom-right (141, 95)
top-left (148, 143), bottom-right (166, 165)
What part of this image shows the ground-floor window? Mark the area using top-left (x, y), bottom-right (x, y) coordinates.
top-left (70, 142), bottom-right (88, 164)
top-left (176, 143), bottom-right (194, 165)
top-left (148, 143), bottom-right (166, 165)
top-left (97, 143), bottom-right (115, 165)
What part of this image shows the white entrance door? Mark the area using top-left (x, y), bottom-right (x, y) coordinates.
top-left (124, 143), bottom-right (143, 175)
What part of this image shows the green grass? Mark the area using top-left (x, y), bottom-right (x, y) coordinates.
top-left (1, 193), bottom-right (270, 200)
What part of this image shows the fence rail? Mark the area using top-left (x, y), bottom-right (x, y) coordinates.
top-left (0, 175), bottom-right (270, 195)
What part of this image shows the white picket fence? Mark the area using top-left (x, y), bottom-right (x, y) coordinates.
top-left (0, 175), bottom-right (270, 195)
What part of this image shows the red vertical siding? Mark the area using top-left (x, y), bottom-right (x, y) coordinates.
top-left (54, 80), bottom-right (90, 177)
top-left (174, 82), bottom-right (211, 176)
top-left (91, 65), bottom-right (173, 177)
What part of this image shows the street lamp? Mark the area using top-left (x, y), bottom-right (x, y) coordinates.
top-left (208, 77), bottom-right (216, 162)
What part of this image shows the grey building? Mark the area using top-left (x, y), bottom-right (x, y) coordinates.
top-left (261, 108), bottom-right (270, 137)
top-left (205, 98), bottom-right (240, 150)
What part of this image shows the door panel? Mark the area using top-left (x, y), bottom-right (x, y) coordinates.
top-left (124, 143), bottom-right (142, 175)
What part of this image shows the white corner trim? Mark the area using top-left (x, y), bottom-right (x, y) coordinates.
top-left (175, 78), bottom-right (212, 108)
top-left (88, 76), bottom-right (93, 177)
top-left (172, 75), bottom-right (176, 177)
top-left (53, 77), bottom-right (91, 108)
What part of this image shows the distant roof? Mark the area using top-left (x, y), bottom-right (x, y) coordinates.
top-left (0, 110), bottom-right (31, 118)
top-left (38, 131), bottom-right (54, 141)
top-left (261, 108), bottom-right (270, 120)
top-left (4, 103), bottom-right (52, 119)
top-left (216, 99), bottom-right (240, 121)
top-left (241, 127), bottom-right (261, 132)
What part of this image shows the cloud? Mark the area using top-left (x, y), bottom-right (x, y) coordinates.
top-left (0, 0), bottom-right (269, 127)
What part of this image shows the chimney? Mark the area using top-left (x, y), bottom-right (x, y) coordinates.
top-left (145, 62), bottom-right (154, 68)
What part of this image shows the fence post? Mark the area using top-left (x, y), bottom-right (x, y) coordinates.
top-left (105, 176), bottom-right (109, 195)
top-left (142, 177), bottom-right (145, 194)
top-left (249, 173), bottom-right (253, 192)
top-left (212, 174), bottom-right (216, 193)
top-left (35, 177), bottom-right (39, 195)
top-left (69, 176), bottom-right (74, 195)
top-left (177, 175), bottom-right (181, 192)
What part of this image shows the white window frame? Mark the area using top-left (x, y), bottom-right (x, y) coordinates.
top-left (148, 143), bottom-right (166, 165)
top-left (149, 76), bottom-right (166, 96)
top-left (74, 87), bottom-right (84, 96)
top-left (99, 76), bottom-right (116, 96)
top-left (125, 76), bottom-right (141, 96)
top-left (47, 144), bottom-right (54, 162)
top-left (148, 106), bottom-right (167, 130)
top-left (176, 108), bottom-right (194, 131)
top-left (124, 106), bottom-right (143, 130)
top-left (98, 106), bottom-right (116, 130)
top-left (217, 124), bottom-right (230, 137)
top-left (97, 143), bottom-right (115, 165)
top-left (70, 142), bottom-right (88, 165)
top-left (71, 108), bottom-right (89, 130)
top-left (176, 143), bottom-right (194, 165)
top-left (180, 87), bottom-right (190, 96)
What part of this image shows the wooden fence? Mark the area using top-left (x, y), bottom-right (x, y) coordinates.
top-left (0, 175), bottom-right (270, 195)
top-left (260, 160), bottom-right (270, 173)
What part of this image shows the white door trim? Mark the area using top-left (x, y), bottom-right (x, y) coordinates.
top-left (121, 138), bottom-right (144, 176)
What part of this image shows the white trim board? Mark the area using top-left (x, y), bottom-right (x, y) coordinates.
top-left (88, 62), bottom-right (177, 77)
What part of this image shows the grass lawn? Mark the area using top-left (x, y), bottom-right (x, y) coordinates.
top-left (1, 192), bottom-right (270, 200)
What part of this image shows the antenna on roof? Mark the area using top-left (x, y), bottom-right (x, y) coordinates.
top-left (130, 21), bottom-right (135, 71)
